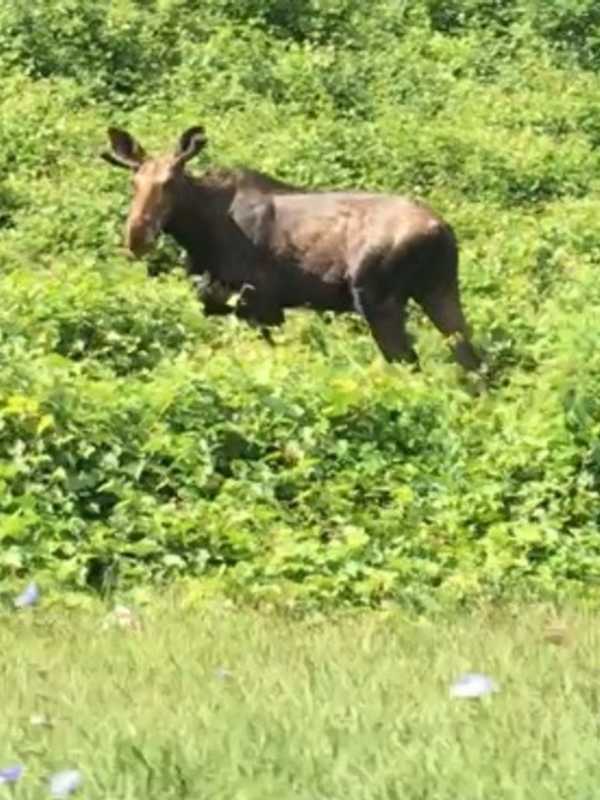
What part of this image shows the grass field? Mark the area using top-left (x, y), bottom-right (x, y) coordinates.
top-left (3, 600), bottom-right (600, 799)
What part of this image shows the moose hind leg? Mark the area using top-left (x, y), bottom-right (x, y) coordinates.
top-left (352, 287), bottom-right (419, 366)
top-left (416, 287), bottom-right (481, 371)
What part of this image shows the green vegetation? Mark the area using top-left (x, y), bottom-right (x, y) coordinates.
top-left (3, 603), bottom-right (599, 798)
top-left (1, 0), bottom-right (600, 608)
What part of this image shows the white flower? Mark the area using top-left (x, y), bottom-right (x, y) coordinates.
top-left (14, 582), bottom-right (39, 609)
top-left (450, 673), bottom-right (499, 699)
top-left (49, 770), bottom-right (83, 798)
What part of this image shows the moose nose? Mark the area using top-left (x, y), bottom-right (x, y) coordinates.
top-left (125, 224), bottom-right (151, 259)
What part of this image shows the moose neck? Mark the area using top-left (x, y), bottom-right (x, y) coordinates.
top-left (162, 173), bottom-right (236, 269)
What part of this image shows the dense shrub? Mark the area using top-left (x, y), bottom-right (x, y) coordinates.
top-left (1, 0), bottom-right (600, 609)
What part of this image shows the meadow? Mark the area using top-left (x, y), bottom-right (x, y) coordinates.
top-left (1, 0), bottom-right (600, 611)
top-left (2, 602), bottom-right (599, 799)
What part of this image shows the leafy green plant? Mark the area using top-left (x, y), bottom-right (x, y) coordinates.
top-left (1, 0), bottom-right (600, 608)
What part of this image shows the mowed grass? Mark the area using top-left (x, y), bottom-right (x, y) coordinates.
top-left (3, 602), bottom-right (600, 799)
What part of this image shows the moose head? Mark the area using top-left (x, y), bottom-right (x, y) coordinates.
top-left (101, 125), bottom-right (207, 257)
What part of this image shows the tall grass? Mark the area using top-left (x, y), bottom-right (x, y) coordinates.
top-left (2, 601), bottom-right (599, 798)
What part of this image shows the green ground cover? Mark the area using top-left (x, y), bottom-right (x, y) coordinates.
top-left (1, 0), bottom-right (600, 607)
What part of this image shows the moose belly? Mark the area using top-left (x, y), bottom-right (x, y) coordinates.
top-left (270, 258), bottom-right (353, 312)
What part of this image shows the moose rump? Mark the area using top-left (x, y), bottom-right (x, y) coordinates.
top-left (229, 189), bottom-right (481, 370)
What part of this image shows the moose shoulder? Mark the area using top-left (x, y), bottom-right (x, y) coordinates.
top-left (101, 125), bottom-right (481, 371)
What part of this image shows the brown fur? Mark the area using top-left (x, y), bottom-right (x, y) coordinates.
top-left (101, 125), bottom-right (481, 370)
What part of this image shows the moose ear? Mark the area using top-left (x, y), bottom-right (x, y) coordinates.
top-left (100, 127), bottom-right (147, 170)
top-left (175, 126), bottom-right (207, 164)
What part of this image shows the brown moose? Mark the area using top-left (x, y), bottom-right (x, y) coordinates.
top-left (101, 125), bottom-right (481, 371)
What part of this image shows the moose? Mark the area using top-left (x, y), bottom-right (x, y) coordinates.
top-left (101, 125), bottom-right (481, 371)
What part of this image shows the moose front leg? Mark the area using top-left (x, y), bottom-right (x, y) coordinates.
top-left (201, 290), bottom-right (234, 317)
top-left (235, 284), bottom-right (285, 346)
top-left (190, 274), bottom-right (235, 317)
